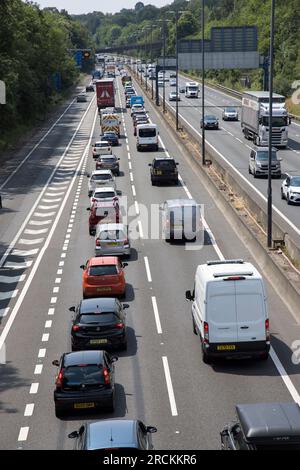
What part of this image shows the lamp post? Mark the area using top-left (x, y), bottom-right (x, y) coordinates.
top-left (267, 0), bottom-right (275, 248)
top-left (168, 10), bottom-right (184, 131)
top-left (201, 0), bottom-right (205, 165)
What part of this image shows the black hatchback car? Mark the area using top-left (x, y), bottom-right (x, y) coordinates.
top-left (200, 115), bottom-right (219, 129)
top-left (70, 298), bottom-right (129, 351)
top-left (149, 157), bottom-right (179, 185)
top-left (52, 350), bottom-right (118, 418)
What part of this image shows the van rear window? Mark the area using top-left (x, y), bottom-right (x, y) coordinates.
top-left (139, 128), bottom-right (156, 138)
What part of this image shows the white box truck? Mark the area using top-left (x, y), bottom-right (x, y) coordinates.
top-left (241, 91), bottom-right (289, 147)
top-left (185, 259), bottom-right (270, 364)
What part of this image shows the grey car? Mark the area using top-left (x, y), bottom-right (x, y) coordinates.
top-left (249, 147), bottom-right (281, 178)
top-left (95, 223), bottom-right (131, 257)
top-left (222, 107), bottom-right (239, 121)
top-left (96, 154), bottom-right (120, 175)
top-left (68, 419), bottom-right (157, 450)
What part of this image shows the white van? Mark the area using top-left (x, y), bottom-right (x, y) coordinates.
top-left (161, 199), bottom-right (201, 242)
top-left (136, 124), bottom-right (159, 151)
top-left (185, 259), bottom-right (270, 363)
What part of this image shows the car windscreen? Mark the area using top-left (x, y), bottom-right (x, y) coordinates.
top-left (187, 86), bottom-right (198, 91)
top-left (89, 265), bottom-right (118, 276)
top-left (99, 230), bottom-right (126, 240)
top-left (79, 312), bottom-right (118, 324)
top-left (154, 160), bottom-right (176, 169)
top-left (291, 177), bottom-right (300, 186)
top-left (138, 128), bottom-right (156, 138)
top-left (63, 365), bottom-right (104, 386)
top-left (225, 108), bottom-right (236, 112)
top-left (256, 151), bottom-right (278, 161)
top-left (262, 116), bottom-right (288, 127)
top-left (205, 116), bottom-right (217, 120)
top-left (92, 174), bottom-right (112, 181)
top-left (104, 134), bottom-right (116, 139)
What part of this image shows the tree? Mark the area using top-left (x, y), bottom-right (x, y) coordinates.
top-left (135, 2), bottom-right (144, 11)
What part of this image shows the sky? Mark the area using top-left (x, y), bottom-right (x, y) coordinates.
top-left (31, 0), bottom-right (172, 15)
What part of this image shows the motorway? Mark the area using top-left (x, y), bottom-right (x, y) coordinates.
top-left (137, 69), bottom-right (300, 246)
top-left (1, 73), bottom-right (300, 449)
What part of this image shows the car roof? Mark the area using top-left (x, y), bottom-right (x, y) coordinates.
top-left (196, 259), bottom-right (261, 281)
top-left (87, 420), bottom-right (138, 450)
top-left (94, 141), bottom-right (110, 145)
top-left (236, 403), bottom-right (300, 444)
top-left (254, 146), bottom-right (277, 152)
top-left (153, 157), bottom-right (175, 162)
top-left (205, 115), bottom-right (217, 119)
top-left (94, 186), bottom-right (115, 192)
top-left (80, 298), bottom-right (118, 314)
top-left (64, 350), bottom-right (104, 367)
top-left (98, 154), bottom-right (117, 159)
top-left (137, 123), bottom-right (157, 129)
top-left (89, 256), bottom-right (119, 266)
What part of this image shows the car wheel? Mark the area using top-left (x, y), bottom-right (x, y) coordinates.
top-left (107, 394), bottom-right (115, 413)
top-left (120, 340), bottom-right (127, 351)
top-left (253, 170), bottom-right (257, 178)
top-left (89, 229), bottom-right (94, 236)
top-left (202, 348), bottom-right (211, 365)
top-left (259, 352), bottom-right (269, 361)
top-left (55, 406), bottom-right (65, 419)
top-left (281, 189), bottom-right (285, 200)
top-left (287, 194), bottom-right (292, 205)
top-left (248, 166), bottom-right (251, 174)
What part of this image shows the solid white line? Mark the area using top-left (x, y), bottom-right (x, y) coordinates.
top-left (270, 347), bottom-right (300, 405)
top-left (0, 105), bottom-right (98, 354)
top-left (0, 275), bottom-right (26, 284)
top-left (0, 97), bottom-right (76, 191)
top-left (29, 383), bottom-right (39, 394)
top-left (151, 296), bottom-right (162, 334)
top-left (144, 257), bottom-right (152, 282)
top-left (178, 175), bottom-right (193, 199)
top-left (162, 356), bottom-right (178, 416)
top-left (18, 427), bottom-right (29, 442)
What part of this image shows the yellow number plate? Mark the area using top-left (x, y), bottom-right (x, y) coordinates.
top-left (217, 345), bottom-right (236, 351)
top-left (74, 403), bottom-right (95, 409)
top-left (90, 339), bottom-right (108, 345)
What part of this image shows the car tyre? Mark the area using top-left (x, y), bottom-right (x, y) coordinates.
top-left (287, 194), bottom-right (292, 205)
top-left (248, 166), bottom-right (251, 174)
top-left (192, 317), bottom-right (197, 335)
top-left (202, 348), bottom-right (211, 365)
top-left (55, 406), bottom-right (65, 419)
top-left (120, 340), bottom-right (127, 351)
top-left (259, 352), bottom-right (269, 361)
top-left (281, 189), bottom-right (285, 200)
top-left (107, 394), bottom-right (115, 413)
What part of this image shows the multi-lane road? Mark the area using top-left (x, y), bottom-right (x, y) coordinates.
top-left (1, 73), bottom-right (300, 450)
top-left (138, 70), bottom-right (300, 245)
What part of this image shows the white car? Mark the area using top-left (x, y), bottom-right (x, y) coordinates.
top-left (90, 186), bottom-right (118, 204)
top-left (92, 141), bottom-right (112, 159)
top-left (170, 79), bottom-right (176, 86)
top-left (281, 175), bottom-right (300, 204)
top-left (88, 170), bottom-right (116, 197)
top-left (95, 223), bottom-right (131, 257)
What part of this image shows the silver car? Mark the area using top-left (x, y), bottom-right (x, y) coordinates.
top-left (90, 186), bottom-right (118, 205)
top-left (95, 223), bottom-right (131, 257)
top-left (88, 170), bottom-right (116, 197)
top-left (222, 107), bottom-right (238, 121)
top-left (96, 154), bottom-right (120, 175)
top-left (249, 147), bottom-right (281, 178)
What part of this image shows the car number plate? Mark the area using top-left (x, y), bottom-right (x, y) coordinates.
top-left (74, 402), bottom-right (95, 409)
top-left (108, 242), bottom-right (119, 246)
top-left (156, 170), bottom-right (162, 175)
top-left (90, 339), bottom-right (108, 345)
top-left (217, 345), bottom-right (236, 351)
top-left (97, 287), bottom-right (111, 292)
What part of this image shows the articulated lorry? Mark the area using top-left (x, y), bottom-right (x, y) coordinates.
top-left (241, 91), bottom-right (289, 147)
top-left (96, 78), bottom-right (115, 109)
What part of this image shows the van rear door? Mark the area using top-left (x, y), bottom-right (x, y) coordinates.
top-left (235, 280), bottom-right (266, 342)
top-left (207, 282), bottom-right (238, 343)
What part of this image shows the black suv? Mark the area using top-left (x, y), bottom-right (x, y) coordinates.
top-left (149, 157), bottom-right (179, 185)
top-left (70, 298), bottom-right (129, 351)
top-left (221, 402), bottom-right (300, 450)
top-left (52, 350), bottom-right (118, 418)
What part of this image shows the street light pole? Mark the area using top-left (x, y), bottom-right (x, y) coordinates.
top-left (267, 0), bottom-right (275, 248)
top-left (163, 16), bottom-right (166, 113)
top-left (151, 25), bottom-right (154, 100)
top-left (201, 0), bottom-right (205, 165)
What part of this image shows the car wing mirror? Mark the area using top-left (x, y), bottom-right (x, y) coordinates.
top-left (86, 207), bottom-right (91, 211)
top-left (68, 431), bottom-right (79, 439)
top-left (122, 262), bottom-right (128, 268)
top-left (123, 303), bottom-right (130, 309)
top-left (52, 360), bottom-right (59, 367)
top-left (176, 162), bottom-right (179, 165)
top-left (185, 290), bottom-right (194, 301)
top-left (148, 163), bottom-right (152, 166)
top-left (87, 174), bottom-right (90, 178)
top-left (69, 306), bottom-right (75, 312)
top-left (80, 264), bottom-right (86, 270)
top-left (117, 190), bottom-right (122, 195)
top-left (111, 356), bottom-right (119, 363)
top-left (146, 426), bottom-right (157, 434)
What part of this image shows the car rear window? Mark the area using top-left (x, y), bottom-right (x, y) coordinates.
top-left (100, 158), bottom-right (116, 163)
top-left (92, 174), bottom-right (112, 181)
top-left (99, 230), bottom-right (126, 240)
top-left (154, 160), bottom-right (176, 168)
top-left (89, 265), bottom-right (118, 276)
top-left (94, 192), bottom-right (115, 199)
top-left (79, 312), bottom-right (118, 324)
top-left (63, 365), bottom-right (104, 386)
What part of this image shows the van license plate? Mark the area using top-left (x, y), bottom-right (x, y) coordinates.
top-left (74, 403), bottom-right (95, 409)
top-left (217, 345), bottom-right (236, 351)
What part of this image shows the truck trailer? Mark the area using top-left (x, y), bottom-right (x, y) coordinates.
top-left (96, 78), bottom-right (115, 109)
top-left (241, 91), bottom-right (289, 147)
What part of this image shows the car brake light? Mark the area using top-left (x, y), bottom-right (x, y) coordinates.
top-left (96, 239), bottom-right (101, 247)
top-left (265, 319), bottom-right (270, 341)
top-left (124, 239), bottom-right (129, 245)
top-left (224, 276), bottom-right (246, 281)
top-left (56, 369), bottom-right (64, 387)
top-left (91, 198), bottom-right (96, 202)
top-left (103, 367), bottom-right (110, 385)
top-left (72, 325), bottom-right (80, 332)
top-left (204, 322), bottom-right (209, 344)
top-left (115, 323), bottom-right (124, 329)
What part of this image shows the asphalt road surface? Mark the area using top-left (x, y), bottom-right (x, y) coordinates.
top-left (1, 75), bottom-right (300, 450)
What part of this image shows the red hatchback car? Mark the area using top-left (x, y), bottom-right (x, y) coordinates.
top-left (81, 257), bottom-right (127, 299)
top-left (87, 200), bottom-right (121, 236)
